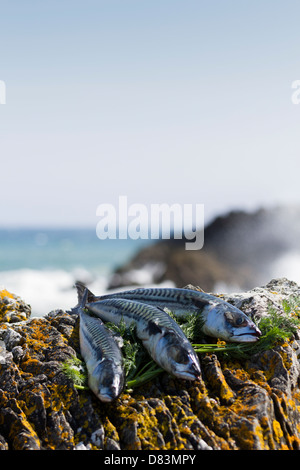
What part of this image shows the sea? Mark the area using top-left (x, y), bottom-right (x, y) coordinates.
top-left (0, 228), bottom-right (158, 317)
top-left (1, 228), bottom-right (300, 319)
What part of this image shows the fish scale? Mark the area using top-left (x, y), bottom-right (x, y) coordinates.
top-left (80, 310), bottom-right (120, 359)
top-left (73, 290), bottom-right (125, 402)
top-left (85, 298), bottom-right (190, 340)
top-left (98, 287), bottom-right (214, 315)
top-left (76, 282), bottom-right (210, 312)
top-left (83, 296), bottom-right (202, 381)
top-left (75, 283), bottom-right (261, 343)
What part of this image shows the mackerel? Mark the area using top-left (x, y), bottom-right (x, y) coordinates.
top-left (73, 291), bottom-right (125, 402)
top-left (76, 284), bottom-right (261, 343)
top-left (80, 294), bottom-right (201, 381)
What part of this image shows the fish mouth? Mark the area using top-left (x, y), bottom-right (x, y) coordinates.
top-left (98, 386), bottom-right (121, 402)
top-left (176, 371), bottom-right (201, 381)
top-left (98, 392), bottom-right (116, 403)
top-left (173, 360), bottom-right (202, 381)
top-left (231, 328), bottom-right (262, 343)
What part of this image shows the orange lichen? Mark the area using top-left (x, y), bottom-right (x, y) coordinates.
top-left (0, 289), bottom-right (14, 300)
top-left (2, 283), bottom-right (300, 450)
top-left (273, 420), bottom-right (284, 442)
top-left (0, 289), bottom-right (31, 323)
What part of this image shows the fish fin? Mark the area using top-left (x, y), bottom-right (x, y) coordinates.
top-left (147, 320), bottom-right (163, 335)
top-left (79, 288), bottom-right (89, 309)
top-left (183, 284), bottom-right (205, 293)
top-left (75, 281), bottom-right (97, 305)
top-left (69, 286), bottom-right (89, 315)
top-left (191, 298), bottom-right (210, 310)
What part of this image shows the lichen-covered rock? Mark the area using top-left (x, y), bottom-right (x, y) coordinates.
top-left (0, 289), bottom-right (31, 323)
top-left (1, 279), bottom-right (300, 450)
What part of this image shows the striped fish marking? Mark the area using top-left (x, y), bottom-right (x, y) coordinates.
top-left (75, 283), bottom-right (261, 343)
top-left (75, 283), bottom-right (212, 316)
top-left (84, 297), bottom-right (201, 381)
top-left (73, 290), bottom-right (125, 402)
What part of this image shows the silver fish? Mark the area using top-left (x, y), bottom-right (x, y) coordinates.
top-left (80, 295), bottom-right (201, 381)
top-left (76, 284), bottom-right (261, 343)
top-left (74, 291), bottom-right (125, 402)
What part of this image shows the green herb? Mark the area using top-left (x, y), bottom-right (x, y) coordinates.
top-left (282, 295), bottom-right (300, 316)
top-left (61, 355), bottom-right (88, 390)
top-left (193, 299), bottom-right (300, 359)
top-left (126, 362), bottom-right (164, 390)
top-left (105, 319), bottom-right (147, 382)
top-left (260, 303), bottom-right (300, 337)
top-left (167, 309), bottom-right (206, 343)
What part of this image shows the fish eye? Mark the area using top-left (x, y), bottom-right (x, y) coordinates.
top-left (168, 345), bottom-right (189, 364)
top-left (235, 317), bottom-right (247, 326)
top-left (225, 311), bottom-right (247, 327)
top-left (100, 373), bottom-right (113, 387)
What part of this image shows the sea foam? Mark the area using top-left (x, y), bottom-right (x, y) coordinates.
top-left (0, 268), bottom-right (107, 317)
top-left (0, 267), bottom-right (174, 318)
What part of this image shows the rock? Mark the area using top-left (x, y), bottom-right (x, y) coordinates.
top-left (0, 289), bottom-right (31, 323)
top-left (108, 206), bottom-right (300, 292)
top-left (1, 278), bottom-right (300, 450)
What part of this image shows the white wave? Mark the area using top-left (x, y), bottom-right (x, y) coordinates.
top-left (270, 251), bottom-right (300, 285)
top-left (0, 268), bottom-right (108, 318)
top-left (110, 262), bottom-right (166, 287)
top-left (0, 267), bottom-right (175, 319)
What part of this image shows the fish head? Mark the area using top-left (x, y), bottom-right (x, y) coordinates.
top-left (156, 332), bottom-right (201, 381)
top-left (90, 359), bottom-right (124, 402)
top-left (202, 304), bottom-right (261, 343)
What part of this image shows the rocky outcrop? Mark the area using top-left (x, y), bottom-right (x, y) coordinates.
top-left (108, 206), bottom-right (300, 291)
top-left (1, 278), bottom-right (300, 450)
top-left (0, 289), bottom-right (31, 323)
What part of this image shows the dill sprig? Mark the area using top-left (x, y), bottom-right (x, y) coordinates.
top-left (126, 362), bottom-right (164, 390)
top-left (104, 319), bottom-right (148, 382)
top-left (61, 355), bottom-right (88, 390)
top-left (193, 299), bottom-right (300, 359)
top-left (167, 310), bottom-right (206, 343)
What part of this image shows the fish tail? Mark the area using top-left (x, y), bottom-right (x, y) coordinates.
top-left (67, 283), bottom-right (90, 317)
top-left (75, 281), bottom-right (97, 306)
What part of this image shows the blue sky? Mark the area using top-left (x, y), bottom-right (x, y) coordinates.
top-left (1, 0), bottom-right (300, 227)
